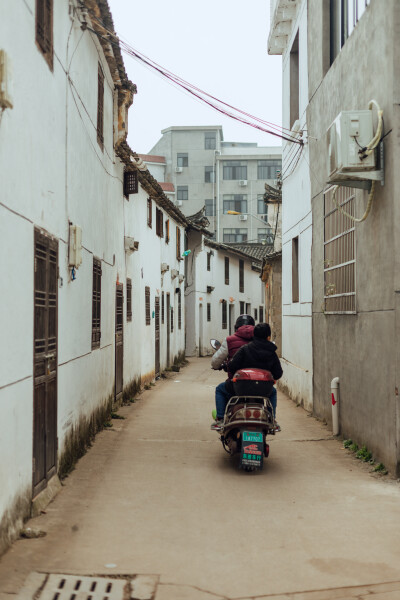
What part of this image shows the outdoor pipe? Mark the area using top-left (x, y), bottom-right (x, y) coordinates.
top-left (331, 377), bottom-right (340, 436)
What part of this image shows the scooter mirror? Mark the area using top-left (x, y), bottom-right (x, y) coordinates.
top-left (210, 339), bottom-right (221, 350)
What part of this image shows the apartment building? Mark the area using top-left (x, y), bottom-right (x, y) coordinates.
top-left (143, 126), bottom-right (282, 248)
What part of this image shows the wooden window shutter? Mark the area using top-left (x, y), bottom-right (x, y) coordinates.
top-left (124, 171), bottom-right (138, 196)
top-left (239, 259), bottom-right (244, 293)
top-left (222, 300), bottom-right (227, 329)
top-left (126, 279), bottom-right (132, 321)
top-left (145, 286), bottom-right (151, 325)
top-left (97, 64), bottom-right (104, 149)
top-left (207, 303), bottom-right (211, 322)
top-left (178, 289), bottom-right (182, 330)
top-left (176, 226), bottom-right (181, 260)
top-left (166, 219), bottom-right (170, 243)
top-left (92, 258), bottom-right (102, 348)
top-left (147, 198), bottom-right (152, 228)
top-left (225, 257), bottom-right (229, 285)
top-left (36, 0), bottom-right (53, 68)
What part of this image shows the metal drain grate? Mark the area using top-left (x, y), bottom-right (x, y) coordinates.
top-left (39, 575), bottom-right (127, 600)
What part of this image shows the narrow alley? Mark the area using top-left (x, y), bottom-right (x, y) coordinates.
top-left (0, 359), bottom-right (399, 600)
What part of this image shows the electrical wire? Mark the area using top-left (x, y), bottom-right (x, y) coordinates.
top-left (80, 6), bottom-right (302, 145)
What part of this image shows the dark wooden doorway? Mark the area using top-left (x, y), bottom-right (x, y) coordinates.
top-left (33, 229), bottom-right (58, 497)
top-left (155, 297), bottom-right (160, 377)
top-left (166, 293), bottom-right (171, 367)
top-left (115, 283), bottom-right (123, 403)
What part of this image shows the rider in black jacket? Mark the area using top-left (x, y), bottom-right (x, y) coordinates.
top-left (228, 323), bottom-right (283, 380)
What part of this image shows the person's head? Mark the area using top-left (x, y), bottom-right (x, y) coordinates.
top-left (253, 323), bottom-right (271, 340)
top-left (234, 314), bottom-right (255, 331)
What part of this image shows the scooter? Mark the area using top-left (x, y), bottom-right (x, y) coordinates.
top-left (210, 339), bottom-right (276, 472)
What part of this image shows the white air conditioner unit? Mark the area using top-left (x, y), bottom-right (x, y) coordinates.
top-left (238, 180), bottom-right (247, 187)
top-left (327, 110), bottom-right (376, 182)
top-left (124, 236), bottom-right (139, 253)
top-left (239, 214), bottom-right (248, 221)
top-left (68, 224), bottom-right (82, 267)
top-left (175, 166), bottom-right (183, 173)
top-left (176, 200), bottom-right (183, 207)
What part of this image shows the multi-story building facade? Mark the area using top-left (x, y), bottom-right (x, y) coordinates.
top-left (145, 126), bottom-right (282, 248)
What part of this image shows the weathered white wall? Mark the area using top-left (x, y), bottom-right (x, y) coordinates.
top-left (276, 0), bottom-right (313, 409)
top-left (185, 240), bottom-right (265, 357)
top-left (0, 0), bottom-right (186, 553)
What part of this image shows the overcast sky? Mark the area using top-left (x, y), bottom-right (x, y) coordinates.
top-left (107, 0), bottom-right (282, 154)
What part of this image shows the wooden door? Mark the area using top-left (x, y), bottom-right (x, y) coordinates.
top-left (33, 229), bottom-right (58, 497)
top-left (155, 297), bottom-right (160, 377)
top-left (166, 293), bottom-right (170, 367)
top-left (199, 303), bottom-right (203, 357)
top-left (115, 284), bottom-right (123, 402)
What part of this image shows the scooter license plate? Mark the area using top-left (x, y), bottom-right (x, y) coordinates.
top-left (241, 431), bottom-right (264, 468)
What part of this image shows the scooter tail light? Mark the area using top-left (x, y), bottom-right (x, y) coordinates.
top-left (253, 409), bottom-right (261, 419)
top-left (245, 409), bottom-right (252, 419)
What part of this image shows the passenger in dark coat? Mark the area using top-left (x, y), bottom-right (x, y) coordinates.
top-left (228, 323), bottom-right (283, 381)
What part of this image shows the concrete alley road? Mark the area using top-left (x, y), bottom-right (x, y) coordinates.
top-left (1, 358), bottom-right (400, 600)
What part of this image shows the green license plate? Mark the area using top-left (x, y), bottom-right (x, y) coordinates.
top-left (242, 431), bottom-right (263, 443)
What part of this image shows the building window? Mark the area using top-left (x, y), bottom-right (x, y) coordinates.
top-left (223, 228), bottom-right (248, 243)
top-left (177, 186), bottom-right (188, 201)
top-left (223, 195), bottom-right (247, 214)
top-left (205, 166), bottom-right (215, 183)
top-left (222, 300), bottom-right (227, 329)
top-left (246, 303), bottom-right (251, 314)
top-left (259, 306), bottom-right (264, 322)
top-left (177, 153), bottom-right (188, 167)
top-left (257, 160), bottom-right (282, 180)
top-left (176, 226), bottom-right (181, 260)
top-left (290, 32), bottom-right (299, 129)
top-left (36, 0), bottom-right (53, 69)
top-left (207, 251), bottom-right (212, 271)
top-left (92, 258), bottom-right (101, 349)
top-left (147, 198), bottom-right (152, 228)
top-left (223, 161), bottom-right (247, 180)
top-left (124, 171), bottom-right (138, 197)
top-left (254, 308), bottom-right (258, 322)
top-left (324, 186), bottom-right (356, 313)
top-left (97, 64), bottom-right (104, 149)
top-left (162, 292), bottom-right (165, 324)
top-left (177, 289), bottom-right (182, 329)
top-left (224, 257), bottom-right (229, 285)
top-left (145, 286), bottom-right (151, 325)
top-left (126, 278), bottom-right (132, 321)
top-left (329, 1), bottom-right (370, 65)
top-left (292, 236), bottom-right (299, 303)
top-left (165, 219), bottom-right (170, 243)
top-left (257, 196), bottom-right (268, 215)
top-left (240, 301), bottom-right (245, 314)
top-left (156, 208), bottom-right (164, 237)
top-left (205, 132), bottom-right (216, 149)
top-left (205, 199), bottom-right (214, 216)
top-left (258, 228), bottom-right (274, 244)
top-left (207, 303), bottom-right (211, 322)
top-left (171, 307), bottom-right (174, 333)
top-left (239, 260), bottom-right (244, 293)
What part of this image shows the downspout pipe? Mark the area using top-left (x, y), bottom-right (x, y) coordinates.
top-left (331, 377), bottom-right (340, 436)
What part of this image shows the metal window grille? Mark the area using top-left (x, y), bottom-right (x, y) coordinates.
top-left (222, 300), bottom-right (227, 329)
top-left (171, 307), bottom-right (174, 332)
top-left (292, 237), bottom-right (299, 303)
top-left (177, 289), bottom-right (182, 329)
top-left (124, 171), bottom-right (138, 196)
top-left (147, 198), bottom-right (152, 228)
top-left (259, 306), bottom-right (264, 322)
top-left (239, 260), bottom-right (244, 293)
top-left (145, 286), bottom-right (151, 325)
top-left (240, 301), bottom-right (245, 314)
top-left (224, 257), bottom-right (229, 284)
top-left (126, 278), bottom-right (132, 321)
top-left (324, 185), bottom-right (356, 313)
top-left (254, 308), bottom-right (258, 321)
top-left (207, 303), bottom-right (211, 322)
top-left (97, 64), bottom-right (104, 149)
top-left (36, 0), bottom-right (53, 68)
top-left (92, 258), bottom-right (102, 348)
top-left (207, 252), bottom-right (211, 271)
top-left (161, 292), bottom-right (165, 324)
top-left (116, 285), bottom-right (123, 333)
